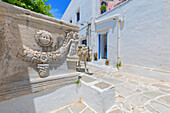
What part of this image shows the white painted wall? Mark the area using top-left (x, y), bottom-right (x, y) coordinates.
top-left (62, 0), bottom-right (101, 46)
top-left (95, 19), bottom-right (118, 65)
top-left (95, 0), bottom-right (170, 81)
top-left (62, 0), bottom-right (170, 81)
top-left (62, 0), bottom-right (93, 37)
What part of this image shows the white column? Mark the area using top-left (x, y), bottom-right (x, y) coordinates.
top-left (117, 20), bottom-right (121, 63)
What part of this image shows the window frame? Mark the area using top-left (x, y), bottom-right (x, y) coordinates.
top-left (69, 17), bottom-right (72, 23)
top-left (76, 8), bottom-right (80, 23)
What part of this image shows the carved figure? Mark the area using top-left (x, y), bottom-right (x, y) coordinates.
top-left (68, 42), bottom-right (76, 56)
top-left (35, 30), bottom-right (53, 47)
top-left (77, 45), bottom-right (90, 73)
top-left (73, 32), bottom-right (79, 40)
top-left (88, 47), bottom-right (92, 62)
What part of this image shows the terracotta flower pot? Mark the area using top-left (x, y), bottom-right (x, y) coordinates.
top-left (105, 62), bottom-right (109, 65)
top-left (94, 58), bottom-right (97, 61)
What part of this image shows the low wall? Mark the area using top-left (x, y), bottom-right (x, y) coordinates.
top-left (0, 83), bottom-right (80, 113)
top-left (0, 75), bottom-right (115, 113)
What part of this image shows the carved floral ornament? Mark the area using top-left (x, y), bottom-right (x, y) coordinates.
top-left (18, 30), bottom-right (79, 64)
top-left (17, 30), bottom-right (79, 78)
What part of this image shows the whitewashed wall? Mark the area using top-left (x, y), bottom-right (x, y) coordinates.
top-left (62, 0), bottom-right (101, 46)
top-left (62, 0), bottom-right (93, 37)
top-left (62, 0), bottom-right (170, 81)
top-left (95, 0), bottom-right (170, 81)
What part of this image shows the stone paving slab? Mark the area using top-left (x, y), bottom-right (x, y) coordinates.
top-left (127, 94), bottom-right (150, 106)
top-left (122, 82), bottom-right (137, 91)
top-left (114, 74), bottom-right (124, 78)
top-left (109, 109), bottom-right (123, 113)
top-left (142, 91), bottom-right (164, 99)
top-left (69, 101), bottom-right (86, 113)
top-left (157, 95), bottom-right (170, 107)
top-left (159, 88), bottom-right (170, 94)
top-left (94, 82), bottom-right (111, 89)
top-left (55, 108), bottom-right (71, 113)
top-left (82, 108), bottom-right (95, 113)
top-left (150, 101), bottom-right (170, 113)
top-left (128, 80), bottom-right (139, 85)
top-left (102, 77), bottom-right (123, 86)
top-left (116, 85), bottom-right (137, 97)
top-left (139, 85), bottom-right (149, 91)
top-left (81, 75), bottom-right (97, 83)
top-left (53, 101), bottom-right (95, 113)
top-left (144, 104), bottom-right (159, 113)
top-left (152, 84), bottom-right (170, 89)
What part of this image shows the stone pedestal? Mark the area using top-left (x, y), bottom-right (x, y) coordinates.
top-left (76, 66), bottom-right (89, 72)
top-left (80, 75), bottom-right (115, 113)
top-left (67, 56), bottom-right (79, 71)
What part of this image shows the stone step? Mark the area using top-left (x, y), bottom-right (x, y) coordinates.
top-left (0, 73), bottom-right (79, 102)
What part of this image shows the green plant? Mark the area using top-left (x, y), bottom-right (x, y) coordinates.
top-left (2, 0), bottom-right (53, 17)
top-left (105, 60), bottom-right (109, 63)
top-left (116, 61), bottom-right (122, 70)
top-left (100, 3), bottom-right (106, 12)
top-left (76, 79), bottom-right (81, 84)
top-left (86, 56), bottom-right (89, 61)
top-left (94, 53), bottom-right (98, 58)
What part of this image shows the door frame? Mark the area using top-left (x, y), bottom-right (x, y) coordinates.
top-left (98, 33), bottom-right (108, 60)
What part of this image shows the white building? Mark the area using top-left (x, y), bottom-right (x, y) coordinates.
top-left (62, 0), bottom-right (170, 82)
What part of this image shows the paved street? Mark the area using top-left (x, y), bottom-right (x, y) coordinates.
top-left (53, 65), bottom-right (170, 113)
top-left (53, 101), bottom-right (95, 113)
top-left (88, 66), bottom-right (170, 113)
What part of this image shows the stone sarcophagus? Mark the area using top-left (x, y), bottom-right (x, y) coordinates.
top-left (0, 2), bottom-right (79, 102)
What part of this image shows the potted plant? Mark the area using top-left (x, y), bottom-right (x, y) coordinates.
top-left (105, 60), bottom-right (109, 66)
top-left (100, 3), bottom-right (106, 14)
top-left (86, 56), bottom-right (89, 62)
top-left (116, 61), bottom-right (122, 70)
top-left (94, 53), bottom-right (98, 61)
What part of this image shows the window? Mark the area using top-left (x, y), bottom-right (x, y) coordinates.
top-left (69, 17), bottom-right (72, 23)
top-left (76, 9), bottom-right (80, 22)
top-left (101, 1), bottom-right (107, 6)
top-left (82, 39), bottom-right (87, 46)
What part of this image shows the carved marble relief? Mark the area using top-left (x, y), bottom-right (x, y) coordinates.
top-left (17, 30), bottom-right (79, 77)
top-left (35, 30), bottom-right (53, 47)
top-left (37, 64), bottom-right (49, 78)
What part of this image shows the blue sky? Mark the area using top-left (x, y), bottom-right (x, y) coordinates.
top-left (45, 0), bottom-right (71, 19)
